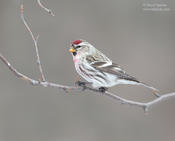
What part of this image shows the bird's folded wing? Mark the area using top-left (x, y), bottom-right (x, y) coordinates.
top-left (91, 62), bottom-right (140, 83)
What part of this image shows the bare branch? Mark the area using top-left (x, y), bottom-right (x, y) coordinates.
top-left (20, 4), bottom-right (46, 82)
top-left (0, 53), bottom-right (38, 85)
top-left (1, 53), bottom-right (175, 112)
top-left (103, 91), bottom-right (175, 112)
top-left (0, 53), bottom-right (78, 90)
top-left (37, 0), bottom-right (55, 16)
top-left (1, 3), bottom-right (175, 112)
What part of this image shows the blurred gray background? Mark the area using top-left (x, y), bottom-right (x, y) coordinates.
top-left (0, 0), bottom-right (175, 141)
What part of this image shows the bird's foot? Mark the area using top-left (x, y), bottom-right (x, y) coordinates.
top-left (75, 81), bottom-right (86, 87)
top-left (98, 87), bottom-right (108, 93)
top-left (75, 81), bottom-right (92, 86)
top-left (75, 81), bottom-right (90, 91)
top-left (75, 75), bottom-right (79, 81)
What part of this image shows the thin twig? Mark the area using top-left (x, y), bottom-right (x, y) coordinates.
top-left (0, 53), bottom-right (38, 85)
top-left (1, 3), bottom-right (175, 112)
top-left (20, 4), bottom-right (46, 82)
top-left (104, 91), bottom-right (175, 112)
top-left (37, 0), bottom-right (55, 16)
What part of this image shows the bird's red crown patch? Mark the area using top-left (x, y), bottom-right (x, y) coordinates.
top-left (72, 40), bottom-right (82, 45)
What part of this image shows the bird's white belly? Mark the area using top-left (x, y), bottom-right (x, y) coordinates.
top-left (74, 62), bottom-right (118, 88)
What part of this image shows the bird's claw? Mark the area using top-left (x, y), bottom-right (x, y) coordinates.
top-left (75, 81), bottom-right (86, 86)
top-left (75, 81), bottom-right (87, 90)
top-left (99, 87), bottom-right (107, 93)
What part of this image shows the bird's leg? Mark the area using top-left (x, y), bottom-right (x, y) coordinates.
top-left (75, 75), bottom-right (85, 87)
top-left (75, 75), bottom-right (80, 84)
top-left (75, 81), bottom-right (86, 87)
top-left (75, 75), bottom-right (92, 87)
top-left (74, 76), bottom-right (92, 90)
top-left (75, 81), bottom-right (89, 91)
top-left (99, 87), bottom-right (108, 93)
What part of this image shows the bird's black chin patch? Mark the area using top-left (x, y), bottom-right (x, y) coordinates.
top-left (73, 52), bottom-right (77, 56)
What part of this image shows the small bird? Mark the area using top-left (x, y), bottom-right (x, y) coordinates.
top-left (69, 39), bottom-right (158, 95)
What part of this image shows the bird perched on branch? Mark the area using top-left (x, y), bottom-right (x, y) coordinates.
top-left (69, 39), bottom-right (159, 96)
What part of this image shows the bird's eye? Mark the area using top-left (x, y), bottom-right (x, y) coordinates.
top-left (75, 46), bottom-right (81, 49)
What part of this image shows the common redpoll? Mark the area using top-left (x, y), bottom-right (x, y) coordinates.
top-left (69, 39), bottom-right (158, 95)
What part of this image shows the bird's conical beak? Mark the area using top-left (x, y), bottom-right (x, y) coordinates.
top-left (69, 48), bottom-right (76, 53)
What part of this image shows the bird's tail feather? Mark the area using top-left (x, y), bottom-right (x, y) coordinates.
top-left (139, 82), bottom-right (159, 92)
top-left (118, 79), bottom-right (159, 92)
